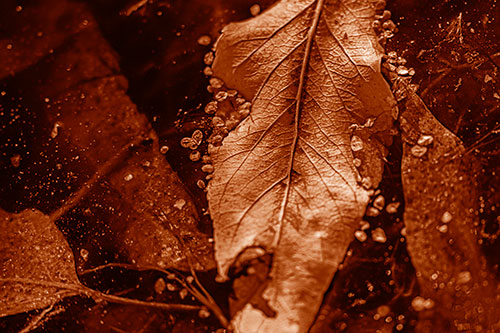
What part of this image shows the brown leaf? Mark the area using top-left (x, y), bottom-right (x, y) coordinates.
top-left (0, 0), bottom-right (92, 80)
top-left (4, 1), bottom-right (214, 272)
top-left (207, 0), bottom-right (397, 330)
top-left (399, 87), bottom-right (500, 331)
top-left (0, 209), bottom-right (80, 317)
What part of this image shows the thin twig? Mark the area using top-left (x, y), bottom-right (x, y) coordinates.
top-left (0, 277), bottom-right (201, 312)
top-left (49, 137), bottom-right (145, 223)
top-left (157, 210), bottom-right (230, 328)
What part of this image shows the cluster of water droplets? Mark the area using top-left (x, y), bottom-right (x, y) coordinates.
top-left (177, 43), bottom-right (253, 190)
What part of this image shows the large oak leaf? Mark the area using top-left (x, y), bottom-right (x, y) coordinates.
top-left (207, 0), bottom-right (397, 331)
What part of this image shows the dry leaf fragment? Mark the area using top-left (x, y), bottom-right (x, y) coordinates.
top-left (399, 88), bottom-right (500, 331)
top-left (207, 0), bottom-right (397, 331)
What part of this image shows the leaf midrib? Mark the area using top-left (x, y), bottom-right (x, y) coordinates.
top-left (272, 0), bottom-right (326, 248)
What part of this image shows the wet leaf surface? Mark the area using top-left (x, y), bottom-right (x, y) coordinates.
top-left (0, 0), bottom-right (499, 331)
top-left (399, 87), bottom-right (500, 331)
top-left (207, 0), bottom-right (396, 330)
top-left (0, 209), bottom-right (80, 318)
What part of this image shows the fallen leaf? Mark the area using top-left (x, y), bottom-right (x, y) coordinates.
top-left (399, 86), bottom-right (500, 331)
top-left (0, 208), bottom-right (80, 317)
top-left (2, 1), bottom-right (214, 272)
top-left (0, 0), bottom-right (92, 80)
top-left (207, 0), bottom-right (397, 331)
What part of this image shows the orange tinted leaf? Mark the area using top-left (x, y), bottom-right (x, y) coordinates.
top-left (207, 0), bottom-right (396, 330)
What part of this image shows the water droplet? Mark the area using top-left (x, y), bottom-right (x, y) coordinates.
top-left (377, 305), bottom-right (390, 317)
top-left (373, 195), bottom-right (385, 210)
top-left (372, 228), bottom-right (387, 243)
top-left (366, 206), bottom-right (380, 217)
top-left (438, 224), bottom-right (448, 233)
top-left (180, 137), bottom-right (193, 148)
top-left (190, 150), bottom-right (201, 162)
top-left (250, 4), bottom-right (261, 16)
top-left (173, 199), bottom-right (186, 210)
top-left (353, 158), bottom-right (362, 167)
top-left (215, 91), bottom-right (228, 102)
top-left (160, 145), bottom-right (169, 154)
top-left (382, 10), bottom-right (391, 21)
top-left (351, 135), bottom-right (363, 151)
top-left (417, 135), bottom-right (433, 146)
top-left (212, 116), bottom-right (225, 127)
top-left (385, 202), bottom-right (400, 214)
top-left (10, 154), bottom-right (21, 168)
top-left (124, 173), bottom-right (133, 181)
top-left (201, 155), bottom-right (211, 164)
top-left (155, 278), bottom-right (166, 294)
top-left (396, 57), bottom-right (407, 66)
top-left (203, 66), bottom-right (213, 76)
top-left (197, 35), bottom-right (211, 46)
top-left (383, 20), bottom-right (397, 32)
top-left (80, 248), bottom-right (89, 261)
top-left (51, 122), bottom-right (62, 138)
top-left (203, 52), bottom-right (214, 65)
top-left (411, 296), bottom-right (427, 311)
top-left (396, 66), bottom-right (409, 76)
top-left (201, 164), bottom-right (214, 173)
top-left (166, 282), bottom-right (176, 292)
top-left (441, 211), bottom-right (453, 223)
top-left (354, 230), bottom-right (367, 242)
top-left (174, 288), bottom-right (186, 301)
top-left (360, 220), bottom-right (370, 230)
top-left (361, 177), bottom-right (372, 190)
top-left (209, 77), bottom-right (223, 89)
top-left (197, 179), bottom-right (206, 189)
top-left (191, 130), bottom-right (203, 145)
top-left (411, 145), bottom-right (427, 157)
top-left (205, 101), bottom-right (217, 114)
top-left (227, 90), bottom-right (238, 97)
top-left (198, 307), bottom-right (211, 318)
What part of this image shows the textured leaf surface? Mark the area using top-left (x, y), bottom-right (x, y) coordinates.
top-left (399, 88), bottom-right (500, 331)
top-left (207, 0), bottom-right (397, 331)
top-left (0, 209), bottom-right (80, 317)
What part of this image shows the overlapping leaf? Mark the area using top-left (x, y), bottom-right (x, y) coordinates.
top-left (207, 0), bottom-right (397, 331)
top-left (0, 209), bottom-right (81, 317)
top-left (399, 87), bottom-right (500, 331)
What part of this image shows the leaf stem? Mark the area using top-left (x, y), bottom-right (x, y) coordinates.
top-left (49, 136), bottom-right (146, 224)
top-left (0, 277), bottom-right (201, 312)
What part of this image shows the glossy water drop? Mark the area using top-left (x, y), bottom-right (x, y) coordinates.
top-left (351, 135), bottom-right (363, 151)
